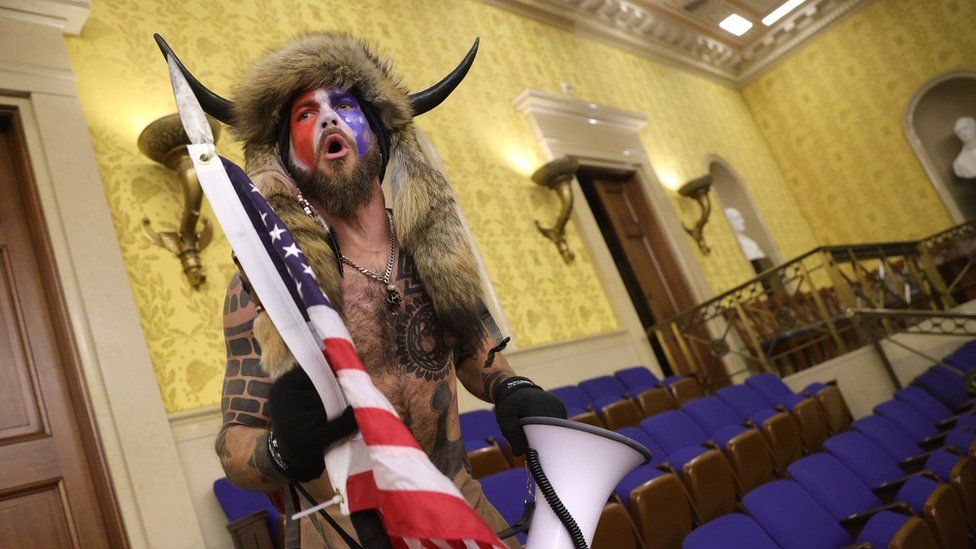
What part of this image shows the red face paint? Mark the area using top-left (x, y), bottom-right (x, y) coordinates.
top-left (289, 88), bottom-right (324, 171)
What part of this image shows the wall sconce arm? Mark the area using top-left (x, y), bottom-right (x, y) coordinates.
top-left (532, 156), bottom-right (579, 263)
top-left (679, 174), bottom-right (713, 255)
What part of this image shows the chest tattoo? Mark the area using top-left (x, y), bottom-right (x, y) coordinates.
top-left (393, 254), bottom-right (455, 381)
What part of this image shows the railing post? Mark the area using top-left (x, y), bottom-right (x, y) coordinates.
top-left (798, 260), bottom-right (848, 355)
top-left (917, 242), bottom-right (955, 309)
top-left (669, 321), bottom-right (701, 379)
top-left (732, 302), bottom-right (773, 374)
top-left (823, 249), bottom-right (857, 311)
top-left (650, 326), bottom-right (680, 378)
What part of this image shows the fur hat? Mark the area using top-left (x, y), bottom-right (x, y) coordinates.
top-left (155, 33), bottom-right (486, 377)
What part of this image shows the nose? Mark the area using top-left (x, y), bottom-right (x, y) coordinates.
top-left (320, 111), bottom-right (340, 128)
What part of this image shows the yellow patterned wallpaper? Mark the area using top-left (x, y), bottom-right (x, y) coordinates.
top-left (65, 0), bottom-right (812, 412)
top-left (743, 0), bottom-right (976, 245)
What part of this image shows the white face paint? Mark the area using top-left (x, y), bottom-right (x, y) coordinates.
top-left (288, 87), bottom-right (374, 172)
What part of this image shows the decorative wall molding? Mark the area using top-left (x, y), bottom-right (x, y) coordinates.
top-left (482, 0), bottom-right (873, 87)
top-left (0, 0), bottom-right (90, 35)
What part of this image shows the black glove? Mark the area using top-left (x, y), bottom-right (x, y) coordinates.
top-left (493, 376), bottom-right (567, 456)
top-left (266, 367), bottom-right (358, 482)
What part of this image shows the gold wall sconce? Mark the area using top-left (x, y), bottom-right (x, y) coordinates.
top-left (137, 113), bottom-right (221, 288)
top-left (678, 174), bottom-right (713, 255)
top-left (532, 156), bottom-right (579, 264)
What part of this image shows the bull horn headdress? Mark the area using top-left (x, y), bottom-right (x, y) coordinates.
top-left (154, 32), bottom-right (487, 377)
top-left (153, 34), bottom-right (478, 121)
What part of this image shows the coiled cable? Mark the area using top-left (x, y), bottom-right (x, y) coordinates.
top-left (525, 448), bottom-right (587, 549)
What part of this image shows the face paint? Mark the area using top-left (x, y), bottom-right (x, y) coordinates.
top-left (288, 87), bottom-right (375, 172)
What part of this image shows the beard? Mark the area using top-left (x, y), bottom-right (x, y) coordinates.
top-left (290, 137), bottom-right (382, 219)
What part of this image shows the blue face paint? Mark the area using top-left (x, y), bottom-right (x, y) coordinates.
top-left (326, 89), bottom-right (373, 157)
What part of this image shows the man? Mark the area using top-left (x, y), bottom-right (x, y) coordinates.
top-left (195, 32), bottom-right (566, 547)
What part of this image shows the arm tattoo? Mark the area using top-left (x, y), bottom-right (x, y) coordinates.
top-left (483, 337), bottom-right (511, 370)
top-left (482, 371), bottom-right (513, 403)
top-left (221, 272), bottom-right (272, 430)
top-left (216, 273), bottom-right (287, 491)
top-left (246, 431), bottom-right (284, 485)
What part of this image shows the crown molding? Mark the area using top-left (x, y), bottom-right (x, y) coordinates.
top-left (480, 0), bottom-right (872, 87)
top-left (0, 0), bottom-right (90, 35)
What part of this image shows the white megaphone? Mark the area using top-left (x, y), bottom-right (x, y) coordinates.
top-left (520, 417), bottom-right (652, 549)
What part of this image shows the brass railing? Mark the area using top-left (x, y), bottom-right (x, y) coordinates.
top-left (650, 221), bottom-right (976, 387)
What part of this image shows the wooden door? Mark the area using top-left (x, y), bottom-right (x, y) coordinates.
top-left (578, 168), bottom-right (728, 386)
top-left (0, 109), bottom-right (125, 547)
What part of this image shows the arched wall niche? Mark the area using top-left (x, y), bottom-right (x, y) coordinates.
top-left (707, 155), bottom-right (782, 269)
top-left (905, 68), bottom-right (976, 223)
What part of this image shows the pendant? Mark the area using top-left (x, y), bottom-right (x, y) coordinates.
top-left (386, 284), bottom-right (402, 313)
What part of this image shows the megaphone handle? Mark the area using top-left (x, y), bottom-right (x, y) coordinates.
top-left (526, 448), bottom-right (588, 549)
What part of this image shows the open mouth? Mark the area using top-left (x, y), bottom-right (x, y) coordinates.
top-left (321, 133), bottom-right (350, 160)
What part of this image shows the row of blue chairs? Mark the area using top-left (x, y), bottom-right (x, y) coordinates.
top-left (477, 372), bottom-right (851, 548)
top-left (479, 364), bottom-right (976, 548)
top-left (684, 360), bottom-right (976, 548)
top-left (460, 366), bottom-right (706, 478)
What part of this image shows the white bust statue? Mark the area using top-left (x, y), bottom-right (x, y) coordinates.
top-left (725, 207), bottom-right (766, 261)
top-left (953, 116), bottom-right (976, 180)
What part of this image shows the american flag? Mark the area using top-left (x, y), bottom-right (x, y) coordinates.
top-left (216, 157), bottom-right (505, 548)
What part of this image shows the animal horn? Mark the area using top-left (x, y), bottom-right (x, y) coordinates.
top-left (409, 38), bottom-right (479, 116)
top-left (153, 33), bottom-right (234, 124)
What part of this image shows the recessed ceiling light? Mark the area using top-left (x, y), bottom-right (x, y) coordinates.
top-left (719, 13), bottom-right (753, 36)
top-left (762, 0), bottom-right (807, 26)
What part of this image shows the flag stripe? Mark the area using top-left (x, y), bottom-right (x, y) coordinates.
top-left (323, 337), bottom-right (367, 372)
top-left (336, 370), bottom-right (400, 415)
top-left (379, 491), bottom-right (502, 541)
top-left (369, 445), bottom-right (462, 495)
top-left (352, 408), bottom-right (422, 448)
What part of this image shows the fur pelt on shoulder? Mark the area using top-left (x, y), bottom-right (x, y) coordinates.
top-left (233, 32), bottom-right (485, 378)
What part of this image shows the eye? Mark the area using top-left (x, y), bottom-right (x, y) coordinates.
top-left (297, 111), bottom-right (315, 121)
top-left (335, 101), bottom-right (354, 111)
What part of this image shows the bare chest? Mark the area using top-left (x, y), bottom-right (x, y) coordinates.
top-left (340, 255), bottom-right (457, 412)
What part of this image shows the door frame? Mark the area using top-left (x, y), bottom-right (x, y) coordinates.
top-left (1, 106), bottom-right (127, 547)
top-left (0, 12), bottom-right (205, 548)
top-left (515, 89), bottom-right (714, 378)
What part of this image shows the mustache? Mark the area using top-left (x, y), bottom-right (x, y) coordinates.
top-left (316, 127), bottom-right (352, 157)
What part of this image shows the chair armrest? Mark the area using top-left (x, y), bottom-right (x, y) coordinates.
top-left (773, 404), bottom-right (788, 413)
top-left (951, 399), bottom-right (976, 415)
top-left (741, 419), bottom-right (756, 429)
top-left (871, 474), bottom-right (913, 497)
top-left (703, 440), bottom-right (719, 450)
top-left (655, 462), bottom-right (676, 475)
top-left (873, 469), bottom-right (941, 497)
top-left (917, 469), bottom-right (941, 483)
top-left (944, 445), bottom-right (963, 456)
top-left (935, 417), bottom-right (957, 431)
top-left (917, 431), bottom-right (948, 450)
top-left (839, 502), bottom-right (914, 530)
top-left (898, 448), bottom-right (943, 472)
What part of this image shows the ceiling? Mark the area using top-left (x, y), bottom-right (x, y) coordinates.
top-left (480, 0), bottom-right (872, 86)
